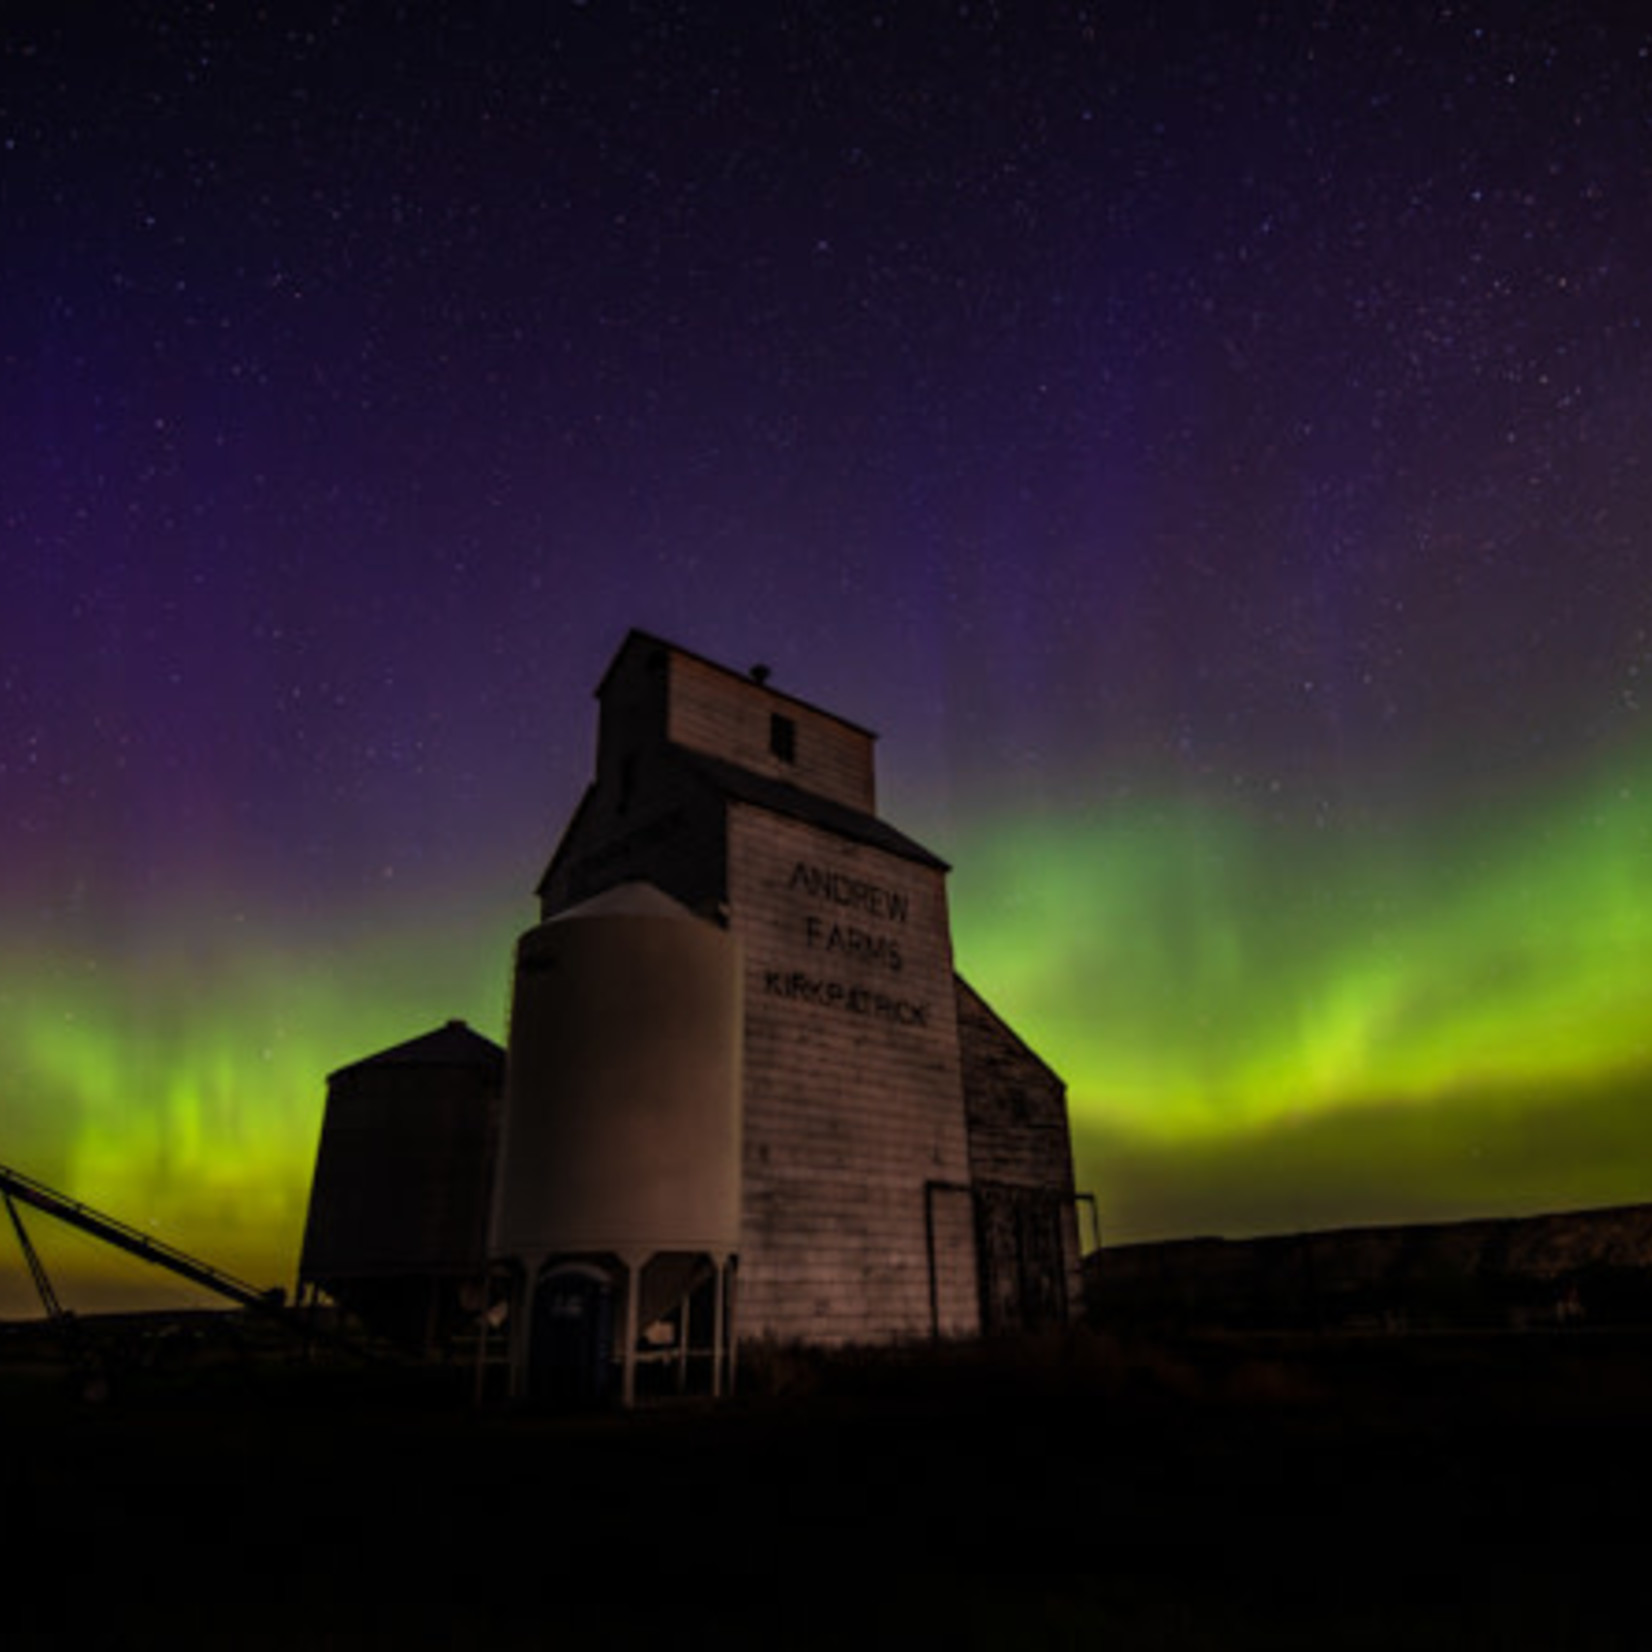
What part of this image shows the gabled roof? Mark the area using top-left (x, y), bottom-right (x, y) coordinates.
top-left (680, 751), bottom-right (949, 871)
top-left (600, 628), bottom-right (878, 741)
top-left (328, 1019), bottom-right (505, 1084)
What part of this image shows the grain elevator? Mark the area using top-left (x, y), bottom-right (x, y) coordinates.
top-left (299, 631), bottom-right (1089, 1399)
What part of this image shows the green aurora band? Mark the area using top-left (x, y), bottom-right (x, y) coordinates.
top-left (950, 746), bottom-right (1652, 1237)
top-left (0, 751), bottom-right (1647, 1313)
top-left (0, 892), bottom-right (520, 1315)
top-left (954, 759), bottom-right (1650, 1135)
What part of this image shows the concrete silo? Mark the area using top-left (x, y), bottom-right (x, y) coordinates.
top-left (492, 881), bottom-right (742, 1403)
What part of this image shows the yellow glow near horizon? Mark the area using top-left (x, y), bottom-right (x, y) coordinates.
top-left (0, 891), bottom-right (518, 1312)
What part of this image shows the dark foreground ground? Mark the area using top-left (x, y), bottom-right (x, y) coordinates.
top-left (3, 1319), bottom-right (1650, 1649)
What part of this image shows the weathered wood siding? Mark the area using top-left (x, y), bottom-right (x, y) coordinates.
top-left (516, 633), bottom-right (1085, 1351)
top-left (728, 803), bottom-right (978, 1344)
top-left (667, 651), bottom-right (876, 814)
top-left (956, 978), bottom-right (1083, 1328)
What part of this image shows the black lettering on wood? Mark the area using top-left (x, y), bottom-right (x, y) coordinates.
top-left (762, 965), bottom-right (928, 1029)
top-left (787, 860), bottom-right (911, 925)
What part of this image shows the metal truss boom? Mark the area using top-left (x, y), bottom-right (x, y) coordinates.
top-left (0, 1160), bottom-right (284, 1314)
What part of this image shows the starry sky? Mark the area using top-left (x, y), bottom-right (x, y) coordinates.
top-left (3, 2), bottom-right (1649, 1314)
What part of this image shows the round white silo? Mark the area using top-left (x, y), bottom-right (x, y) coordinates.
top-left (493, 881), bottom-right (743, 1263)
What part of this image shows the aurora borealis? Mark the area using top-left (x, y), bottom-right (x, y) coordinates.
top-left (3, 4), bottom-right (1649, 1314)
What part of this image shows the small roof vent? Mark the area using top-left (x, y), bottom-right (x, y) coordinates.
top-left (750, 663), bottom-right (772, 686)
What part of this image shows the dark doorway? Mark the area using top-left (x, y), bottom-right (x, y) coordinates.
top-left (530, 1263), bottom-right (615, 1405)
top-left (975, 1186), bottom-right (1069, 1335)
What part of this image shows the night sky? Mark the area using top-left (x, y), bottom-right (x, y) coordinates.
top-left (3, 3), bottom-right (1649, 1313)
